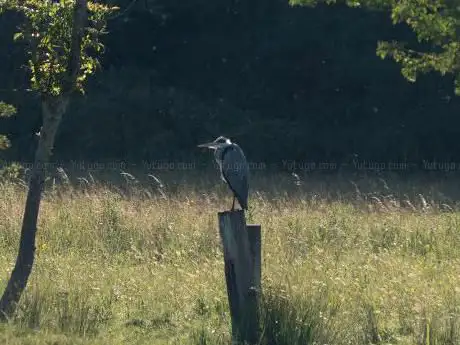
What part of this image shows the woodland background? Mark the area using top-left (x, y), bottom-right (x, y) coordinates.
top-left (1, 0), bottom-right (458, 170)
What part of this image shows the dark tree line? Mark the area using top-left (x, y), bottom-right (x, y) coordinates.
top-left (1, 0), bottom-right (460, 168)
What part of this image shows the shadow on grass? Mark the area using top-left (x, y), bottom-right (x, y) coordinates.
top-left (190, 286), bottom-right (335, 345)
top-left (190, 290), bottom-right (460, 345)
top-left (5, 286), bottom-right (114, 337)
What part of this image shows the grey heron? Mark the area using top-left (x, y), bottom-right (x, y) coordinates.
top-left (198, 136), bottom-right (249, 211)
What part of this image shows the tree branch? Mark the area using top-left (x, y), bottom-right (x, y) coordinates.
top-left (63, 0), bottom-right (88, 95)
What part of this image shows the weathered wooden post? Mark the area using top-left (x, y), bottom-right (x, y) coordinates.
top-left (218, 210), bottom-right (261, 344)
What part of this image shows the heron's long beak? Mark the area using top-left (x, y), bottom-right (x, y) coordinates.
top-left (197, 141), bottom-right (216, 148)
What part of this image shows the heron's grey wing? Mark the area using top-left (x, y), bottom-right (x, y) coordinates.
top-left (221, 146), bottom-right (249, 209)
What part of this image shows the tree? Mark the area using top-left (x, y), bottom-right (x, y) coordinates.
top-left (290, 0), bottom-right (460, 95)
top-left (0, 0), bottom-right (117, 320)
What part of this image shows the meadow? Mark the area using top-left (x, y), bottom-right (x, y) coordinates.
top-left (0, 168), bottom-right (460, 344)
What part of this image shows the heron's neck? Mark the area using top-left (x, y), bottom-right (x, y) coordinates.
top-left (214, 144), bottom-right (231, 163)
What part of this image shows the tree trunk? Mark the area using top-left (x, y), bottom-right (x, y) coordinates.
top-left (0, 0), bottom-right (86, 321)
top-left (0, 96), bottom-right (68, 321)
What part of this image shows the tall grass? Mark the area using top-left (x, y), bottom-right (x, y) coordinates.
top-left (0, 169), bottom-right (460, 344)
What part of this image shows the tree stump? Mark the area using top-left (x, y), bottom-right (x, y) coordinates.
top-left (218, 210), bottom-right (261, 344)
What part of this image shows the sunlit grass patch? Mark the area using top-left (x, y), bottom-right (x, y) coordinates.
top-left (0, 171), bottom-right (460, 344)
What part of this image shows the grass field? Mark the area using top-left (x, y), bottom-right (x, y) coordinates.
top-left (0, 169), bottom-right (460, 344)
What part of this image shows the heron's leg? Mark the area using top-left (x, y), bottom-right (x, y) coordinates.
top-left (231, 195), bottom-right (235, 211)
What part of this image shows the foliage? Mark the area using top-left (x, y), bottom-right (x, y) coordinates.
top-left (0, 101), bottom-right (16, 150)
top-left (291, 0), bottom-right (460, 94)
top-left (0, 101), bottom-right (16, 118)
top-left (0, 162), bottom-right (23, 180)
top-left (0, 0), bottom-right (118, 97)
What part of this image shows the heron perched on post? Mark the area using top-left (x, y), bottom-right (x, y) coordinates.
top-left (198, 136), bottom-right (249, 211)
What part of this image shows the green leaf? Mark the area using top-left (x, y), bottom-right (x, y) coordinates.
top-left (0, 101), bottom-right (16, 117)
top-left (455, 75), bottom-right (460, 95)
top-left (401, 66), bottom-right (417, 82)
top-left (13, 32), bottom-right (23, 41)
top-left (0, 135), bottom-right (11, 150)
